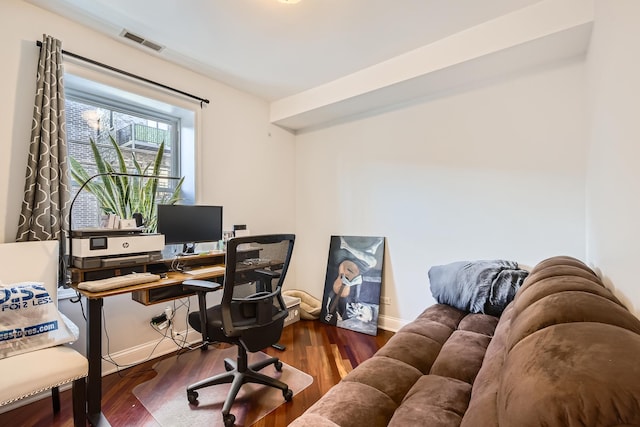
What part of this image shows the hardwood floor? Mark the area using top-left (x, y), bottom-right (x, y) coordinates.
top-left (0, 320), bottom-right (394, 426)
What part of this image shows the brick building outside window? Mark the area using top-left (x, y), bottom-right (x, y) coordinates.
top-left (66, 95), bottom-right (180, 229)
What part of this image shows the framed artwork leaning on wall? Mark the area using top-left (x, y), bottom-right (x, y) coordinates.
top-left (320, 235), bottom-right (385, 335)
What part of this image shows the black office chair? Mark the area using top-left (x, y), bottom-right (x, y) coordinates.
top-left (183, 234), bottom-right (295, 427)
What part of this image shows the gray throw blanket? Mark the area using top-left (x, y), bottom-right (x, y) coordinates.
top-left (428, 260), bottom-right (529, 316)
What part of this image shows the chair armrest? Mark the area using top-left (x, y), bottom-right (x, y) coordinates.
top-left (254, 269), bottom-right (281, 279)
top-left (183, 280), bottom-right (223, 347)
top-left (254, 269), bottom-right (281, 292)
top-left (183, 279), bottom-right (222, 293)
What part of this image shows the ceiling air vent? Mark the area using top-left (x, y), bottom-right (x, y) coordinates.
top-left (120, 30), bottom-right (165, 52)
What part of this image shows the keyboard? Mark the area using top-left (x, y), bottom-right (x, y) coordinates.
top-left (77, 272), bottom-right (161, 292)
top-left (183, 265), bottom-right (226, 276)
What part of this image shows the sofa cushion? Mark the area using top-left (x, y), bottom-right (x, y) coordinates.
top-left (512, 275), bottom-right (622, 316)
top-left (287, 413), bottom-right (339, 427)
top-left (460, 307), bottom-right (515, 427)
top-left (389, 375), bottom-right (471, 427)
top-left (343, 355), bottom-right (422, 405)
top-left (506, 291), bottom-right (640, 352)
top-left (397, 318), bottom-right (454, 344)
top-left (528, 255), bottom-right (597, 276)
top-left (498, 322), bottom-right (640, 427)
top-left (430, 330), bottom-right (491, 385)
top-left (296, 381), bottom-right (397, 427)
top-left (518, 264), bottom-right (602, 295)
top-left (457, 313), bottom-right (499, 337)
top-left (375, 331), bottom-right (447, 374)
top-left (416, 304), bottom-right (467, 330)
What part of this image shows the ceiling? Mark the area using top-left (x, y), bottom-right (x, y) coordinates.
top-left (27, 0), bottom-right (544, 102)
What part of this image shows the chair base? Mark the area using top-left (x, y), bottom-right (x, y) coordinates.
top-left (186, 349), bottom-right (292, 427)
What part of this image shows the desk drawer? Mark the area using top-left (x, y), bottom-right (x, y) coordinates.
top-left (132, 284), bottom-right (194, 305)
top-left (131, 277), bottom-right (223, 305)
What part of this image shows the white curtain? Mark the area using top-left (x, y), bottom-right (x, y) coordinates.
top-left (16, 34), bottom-right (71, 242)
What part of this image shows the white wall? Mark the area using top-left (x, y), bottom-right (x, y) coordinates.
top-left (294, 59), bottom-right (589, 325)
top-left (0, 0), bottom-right (295, 364)
top-left (586, 0), bottom-right (640, 317)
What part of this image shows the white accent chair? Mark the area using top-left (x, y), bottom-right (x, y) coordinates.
top-left (0, 241), bottom-right (87, 426)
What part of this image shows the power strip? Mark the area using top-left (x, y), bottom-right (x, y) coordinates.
top-left (157, 320), bottom-right (170, 330)
top-left (151, 313), bottom-right (167, 325)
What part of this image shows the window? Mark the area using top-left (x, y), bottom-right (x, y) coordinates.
top-left (65, 74), bottom-right (195, 230)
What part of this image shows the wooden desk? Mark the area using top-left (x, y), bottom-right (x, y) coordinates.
top-left (70, 247), bottom-right (274, 425)
top-left (70, 255), bottom-right (227, 427)
top-left (70, 251), bottom-right (226, 300)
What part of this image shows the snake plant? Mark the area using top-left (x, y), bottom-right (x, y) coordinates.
top-left (70, 135), bottom-right (184, 232)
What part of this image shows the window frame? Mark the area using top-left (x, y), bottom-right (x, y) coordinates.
top-left (64, 72), bottom-right (198, 229)
top-left (65, 89), bottom-right (182, 197)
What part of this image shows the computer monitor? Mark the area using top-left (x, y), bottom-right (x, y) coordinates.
top-left (156, 204), bottom-right (223, 253)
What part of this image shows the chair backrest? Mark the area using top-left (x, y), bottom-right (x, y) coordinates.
top-left (221, 234), bottom-right (295, 352)
top-left (0, 240), bottom-right (59, 303)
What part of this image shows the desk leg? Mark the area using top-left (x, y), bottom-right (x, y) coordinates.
top-left (86, 297), bottom-right (110, 426)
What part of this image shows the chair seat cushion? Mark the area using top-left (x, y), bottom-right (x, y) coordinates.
top-left (0, 345), bottom-right (88, 405)
top-left (189, 301), bottom-right (285, 350)
top-left (189, 305), bottom-right (227, 343)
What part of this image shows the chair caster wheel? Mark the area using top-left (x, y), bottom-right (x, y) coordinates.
top-left (224, 360), bottom-right (234, 371)
top-left (187, 390), bottom-right (199, 404)
top-left (274, 360), bottom-right (283, 372)
top-left (223, 412), bottom-right (236, 426)
top-left (283, 388), bottom-right (293, 401)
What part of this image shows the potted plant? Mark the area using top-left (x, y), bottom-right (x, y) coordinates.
top-left (70, 135), bottom-right (184, 232)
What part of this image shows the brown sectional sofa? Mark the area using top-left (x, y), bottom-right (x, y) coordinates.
top-left (289, 256), bottom-right (640, 426)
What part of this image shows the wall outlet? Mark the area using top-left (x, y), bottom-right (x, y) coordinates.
top-left (381, 296), bottom-right (391, 305)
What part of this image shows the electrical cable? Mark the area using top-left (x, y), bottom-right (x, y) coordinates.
top-left (172, 297), bottom-right (206, 355)
top-left (72, 292), bottom-right (87, 321)
top-left (101, 304), bottom-right (170, 377)
top-left (69, 283), bottom-right (203, 377)
top-left (170, 256), bottom-right (185, 272)
top-left (152, 297), bottom-right (204, 354)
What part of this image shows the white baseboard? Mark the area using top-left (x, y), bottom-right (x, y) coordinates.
top-left (101, 328), bottom-right (202, 375)
top-left (378, 314), bottom-right (408, 333)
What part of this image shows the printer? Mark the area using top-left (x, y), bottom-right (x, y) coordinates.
top-left (70, 229), bottom-right (165, 269)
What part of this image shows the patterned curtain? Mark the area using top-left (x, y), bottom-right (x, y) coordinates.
top-left (15, 35), bottom-right (71, 242)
